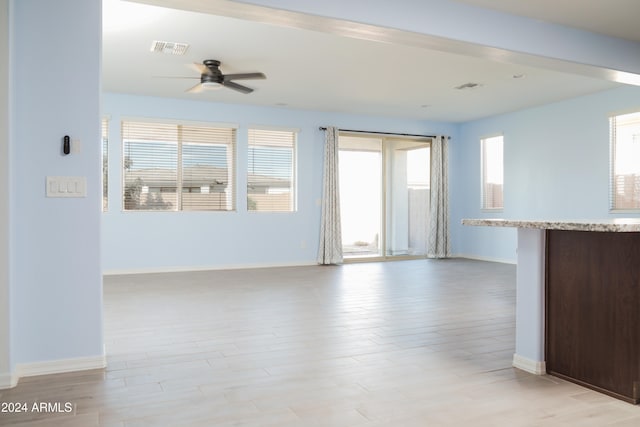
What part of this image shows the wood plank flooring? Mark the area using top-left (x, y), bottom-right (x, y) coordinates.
top-left (1, 259), bottom-right (639, 426)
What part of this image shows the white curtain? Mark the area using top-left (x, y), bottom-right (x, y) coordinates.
top-left (317, 127), bottom-right (343, 265)
top-left (428, 135), bottom-right (450, 258)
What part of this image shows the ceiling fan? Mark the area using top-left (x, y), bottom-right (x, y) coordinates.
top-left (185, 59), bottom-right (266, 94)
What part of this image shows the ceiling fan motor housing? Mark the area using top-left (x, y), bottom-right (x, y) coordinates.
top-left (201, 59), bottom-right (223, 84)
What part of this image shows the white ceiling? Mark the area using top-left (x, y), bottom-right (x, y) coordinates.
top-left (102, 0), bottom-right (635, 122)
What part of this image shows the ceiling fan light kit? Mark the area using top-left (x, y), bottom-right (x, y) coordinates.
top-left (200, 82), bottom-right (222, 90)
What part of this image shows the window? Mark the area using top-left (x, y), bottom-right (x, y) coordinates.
top-left (122, 120), bottom-right (236, 211)
top-left (481, 135), bottom-right (504, 210)
top-left (247, 128), bottom-right (296, 212)
top-left (102, 118), bottom-right (108, 211)
top-left (611, 111), bottom-right (640, 210)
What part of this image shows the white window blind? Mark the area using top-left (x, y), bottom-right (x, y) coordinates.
top-left (102, 118), bottom-right (108, 212)
top-left (610, 111), bottom-right (640, 210)
top-left (247, 128), bottom-right (296, 212)
top-left (122, 120), bottom-right (236, 211)
top-left (481, 135), bottom-right (504, 210)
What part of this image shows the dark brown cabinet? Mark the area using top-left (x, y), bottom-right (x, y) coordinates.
top-left (546, 230), bottom-right (640, 404)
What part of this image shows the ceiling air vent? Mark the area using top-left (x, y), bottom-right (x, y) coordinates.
top-left (454, 82), bottom-right (482, 90)
top-left (149, 40), bottom-right (190, 56)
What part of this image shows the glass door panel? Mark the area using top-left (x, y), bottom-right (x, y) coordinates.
top-left (385, 140), bottom-right (430, 256)
top-left (339, 137), bottom-right (382, 258)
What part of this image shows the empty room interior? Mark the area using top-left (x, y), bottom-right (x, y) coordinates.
top-left (3, 0), bottom-right (640, 426)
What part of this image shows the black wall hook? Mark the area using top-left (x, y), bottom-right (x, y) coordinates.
top-left (63, 135), bottom-right (70, 155)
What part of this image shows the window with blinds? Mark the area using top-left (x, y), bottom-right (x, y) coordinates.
top-left (610, 111), bottom-right (640, 210)
top-left (122, 120), bottom-right (236, 211)
top-left (247, 128), bottom-right (296, 212)
top-left (481, 135), bottom-right (504, 210)
top-left (102, 118), bottom-right (108, 212)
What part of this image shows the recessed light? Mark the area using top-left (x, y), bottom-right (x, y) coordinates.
top-left (512, 74), bottom-right (526, 79)
top-left (275, 102), bottom-right (288, 107)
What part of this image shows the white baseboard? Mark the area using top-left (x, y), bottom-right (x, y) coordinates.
top-left (0, 371), bottom-right (18, 389)
top-left (103, 261), bottom-right (317, 276)
top-left (0, 355), bottom-right (105, 390)
top-left (453, 254), bottom-right (517, 265)
top-left (17, 355), bottom-right (106, 379)
top-left (512, 353), bottom-right (546, 375)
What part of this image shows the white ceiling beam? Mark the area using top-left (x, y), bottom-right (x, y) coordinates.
top-left (128, 0), bottom-right (640, 86)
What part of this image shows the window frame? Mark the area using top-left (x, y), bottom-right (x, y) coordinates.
top-left (610, 110), bottom-right (640, 212)
top-left (121, 118), bottom-right (238, 213)
top-left (102, 117), bottom-right (109, 212)
top-left (480, 134), bottom-right (504, 212)
top-left (247, 126), bottom-right (298, 213)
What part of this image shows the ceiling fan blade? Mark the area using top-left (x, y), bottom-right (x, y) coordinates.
top-left (153, 76), bottom-right (199, 79)
top-left (223, 72), bottom-right (266, 81)
top-left (191, 62), bottom-right (211, 75)
top-left (222, 80), bottom-right (253, 94)
top-left (186, 82), bottom-right (204, 93)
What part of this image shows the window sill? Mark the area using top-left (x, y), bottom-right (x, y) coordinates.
top-left (609, 209), bottom-right (640, 214)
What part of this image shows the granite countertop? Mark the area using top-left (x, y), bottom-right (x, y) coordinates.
top-left (462, 218), bottom-right (640, 232)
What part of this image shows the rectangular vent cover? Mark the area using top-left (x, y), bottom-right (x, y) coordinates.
top-left (150, 40), bottom-right (190, 55)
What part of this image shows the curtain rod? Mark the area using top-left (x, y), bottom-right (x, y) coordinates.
top-left (318, 127), bottom-right (449, 139)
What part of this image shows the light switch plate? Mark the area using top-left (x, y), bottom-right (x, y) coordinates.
top-left (46, 176), bottom-right (87, 198)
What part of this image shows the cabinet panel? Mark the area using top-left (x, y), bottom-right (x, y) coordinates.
top-left (546, 230), bottom-right (640, 404)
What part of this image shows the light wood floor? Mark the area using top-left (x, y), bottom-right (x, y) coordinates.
top-left (2, 259), bottom-right (640, 426)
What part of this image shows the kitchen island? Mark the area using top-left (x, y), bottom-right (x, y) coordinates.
top-left (463, 218), bottom-right (640, 404)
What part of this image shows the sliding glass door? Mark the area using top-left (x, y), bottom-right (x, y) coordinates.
top-left (339, 133), bottom-right (431, 260)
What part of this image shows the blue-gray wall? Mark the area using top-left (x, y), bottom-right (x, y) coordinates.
top-left (102, 93), bottom-right (456, 272)
top-left (451, 85), bottom-right (640, 263)
top-left (103, 85), bottom-right (640, 270)
top-left (10, 0), bottom-right (103, 369)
